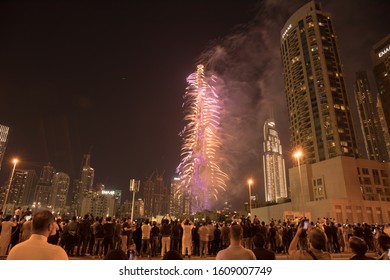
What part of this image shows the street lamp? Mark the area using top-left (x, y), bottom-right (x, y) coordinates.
top-left (129, 179), bottom-right (140, 222)
top-left (293, 150), bottom-right (305, 218)
top-left (247, 178), bottom-right (253, 220)
top-left (2, 158), bottom-right (18, 215)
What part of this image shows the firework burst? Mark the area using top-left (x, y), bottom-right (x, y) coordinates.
top-left (177, 64), bottom-right (228, 213)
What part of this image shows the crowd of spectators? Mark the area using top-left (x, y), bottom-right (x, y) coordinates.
top-left (1, 208), bottom-right (389, 260)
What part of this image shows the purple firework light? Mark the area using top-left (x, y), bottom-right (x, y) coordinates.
top-left (177, 64), bottom-right (229, 213)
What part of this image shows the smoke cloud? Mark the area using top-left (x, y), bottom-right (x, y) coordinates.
top-left (196, 0), bottom-right (389, 209)
top-left (197, 0), bottom-right (297, 208)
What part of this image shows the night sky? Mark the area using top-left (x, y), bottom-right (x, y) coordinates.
top-left (0, 0), bottom-right (389, 208)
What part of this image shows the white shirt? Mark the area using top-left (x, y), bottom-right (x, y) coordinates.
top-left (141, 224), bottom-right (152, 240)
top-left (7, 234), bottom-right (68, 260)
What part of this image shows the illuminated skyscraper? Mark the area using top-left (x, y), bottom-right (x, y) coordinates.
top-left (143, 173), bottom-right (169, 217)
top-left (177, 65), bottom-right (228, 213)
top-left (34, 163), bottom-right (56, 208)
top-left (372, 33), bottom-right (390, 160)
top-left (0, 124), bottom-right (9, 172)
top-left (80, 154), bottom-right (94, 191)
top-left (263, 118), bottom-right (288, 203)
top-left (354, 71), bottom-right (387, 162)
top-left (169, 177), bottom-right (190, 218)
top-left (50, 172), bottom-right (70, 213)
top-left (280, 1), bottom-right (358, 164)
top-left (8, 169), bottom-right (37, 206)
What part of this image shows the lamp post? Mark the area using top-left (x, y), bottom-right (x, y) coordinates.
top-left (247, 178), bottom-right (253, 220)
top-left (129, 179), bottom-right (140, 222)
top-left (2, 158), bottom-right (18, 215)
top-left (293, 150), bottom-right (305, 218)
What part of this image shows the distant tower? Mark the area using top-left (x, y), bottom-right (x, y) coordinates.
top-left (376, 97), bottom-right (390, 160)
top-left (354, 71), bottom-right (387, 161)
top-left (177, 64), bottom-right (228, 213)
top-left (0, 124), bottom-right (9, 172)
top-left (263, 118), bottom-right (288, 203)
top-left (372, 33), bottom-right (390, 160)
top-left (170, 176), bottom-right (190, 218)
top-left (280, 1), bottom-right (358, 164)
top-left (8, 169), bottom-right (37, 206)
top-left (34, 163), bottom-right (56, 208)
top-left (50, 172), bottom-right (70, 214)
top-left (143, 172), bottom-right (169, 217)
top-left (80, 154), bottom-right (94, 191)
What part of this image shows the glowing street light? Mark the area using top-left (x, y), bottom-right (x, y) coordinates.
top-left (2, 158), bottom-right (18, 214)
top-left (247, 178), bottom-right (253, 220)
top-left (129, 179), bottom-right (140, 222)
top-left (293, 150), bottom-right (305, 218)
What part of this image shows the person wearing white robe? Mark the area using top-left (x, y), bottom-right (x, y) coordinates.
top-left (181, 219), bottom-right (194, 258)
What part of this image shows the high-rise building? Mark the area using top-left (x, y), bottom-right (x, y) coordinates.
top-left (354, 71), bottom-right (387, 161)
top-left (280, 1), bottom-right (358, 164)
top-left (372, 33), bottom-right (390, 160)
top-left (254, 156), bottom-right (390, 223)
top-left (68, 154), bottom-right (95, 215)
top-left (50, 172), bottom-right (70, 214)
top-left (143, 173), bottom-right (169, 217)
top-left (80, 189), bottom-right (121, 218)
top-left (80, 154), bottom-right (94, 192)
top-left (0, 124), bottom-right (9, 172)
top-left (263, 118), bottom-right (288, 203)
top-left (120, 198), bottom-right (144, 220)
top-left (169, 177), bottom-right (190, 218)
top-left (177, 65), bottom-right (228, 213)
top-left (34, 163), bottom-right (55, 208)
top-left (69, 179), bottom-right (82, 215)
top-left (5, 169), bottom-right (37, 207)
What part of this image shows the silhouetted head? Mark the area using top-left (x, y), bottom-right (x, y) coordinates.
top-left (349, 236), bottom-right (368, 256)
top-left (104, 249), bottom-right (128, 260)
top-left (309, 228), bottom-right (327, 250)
top-left (163, 250), bottom-right (183, 260)
top-left (230, 224), bottom-right (243, 241)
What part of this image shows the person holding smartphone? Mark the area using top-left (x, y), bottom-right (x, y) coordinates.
top-left (288, 220), bottom-right (331, 260)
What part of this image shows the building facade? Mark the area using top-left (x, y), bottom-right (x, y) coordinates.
top-left (372, 33), bottom-right (390, 160)
top-left (80, 190), bottom-right (117, 218)
top-left (254, 156), bottom-right (390, 223)
top-left (50, 172), bottom-right (70, 214)
top-left (9, 169), bottom-right (37, 207)
top-left (34, 164), bottom-right (56, 209)
top-left (0, 124), bottom-right (9, 172)
top-left (169, 177), bottom-right (190, 218)
top-left (263, 118), bottom-right (288, 203)
top-left (354, 71), bottom-right (387, 161)
top-left (143, 174), bottom-right (170, 217)
top-left (280, 1), bottom-right (358, 164)
top-left (80, 154), bottom-right (95, 192)
top-left (120, 198), bottom-right (144, 220)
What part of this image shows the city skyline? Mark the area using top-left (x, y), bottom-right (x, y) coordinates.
top-left (0, 0), bottom-right (389, 208)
